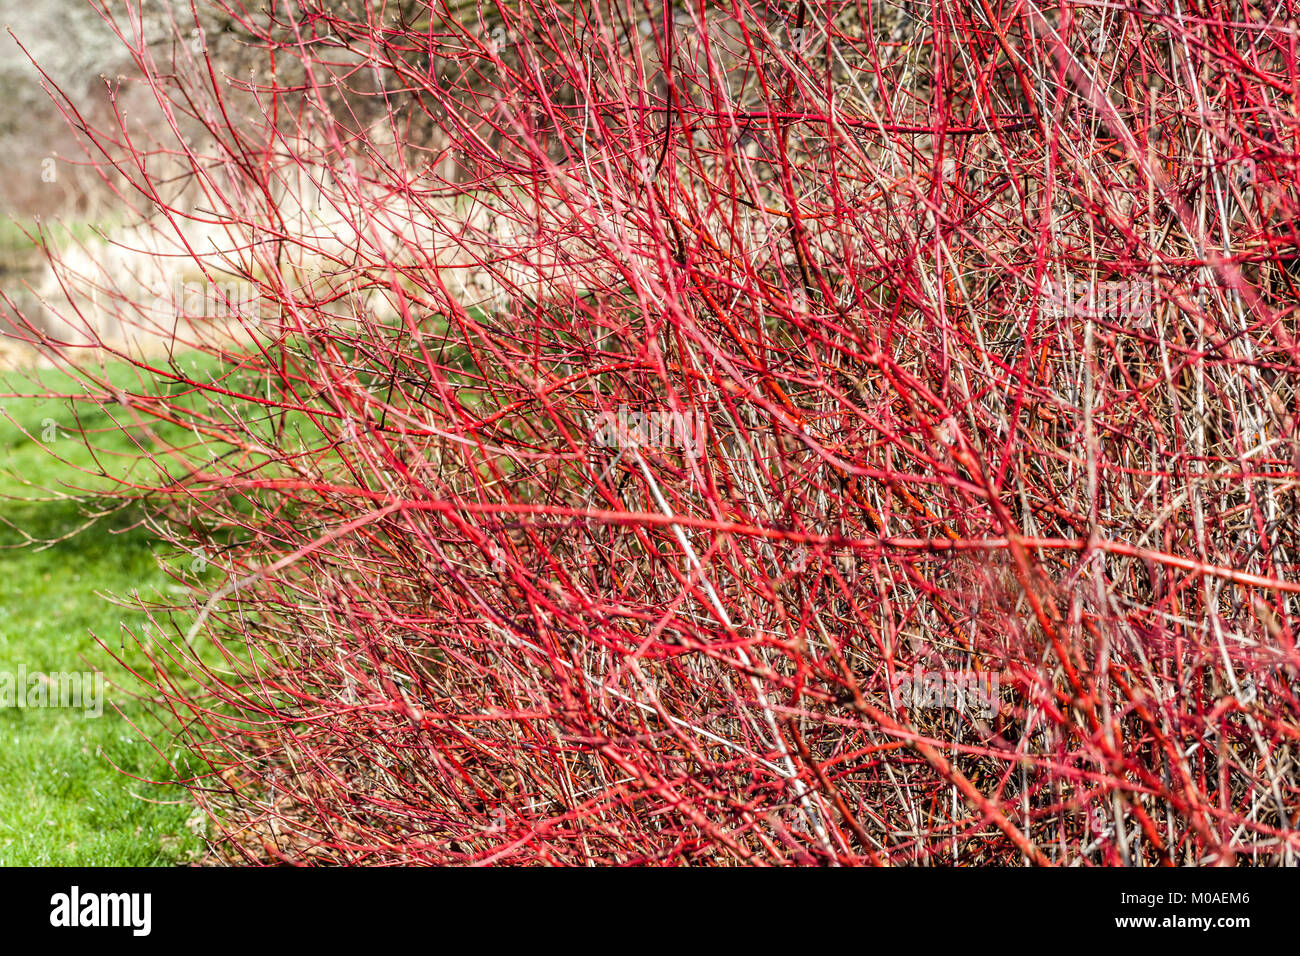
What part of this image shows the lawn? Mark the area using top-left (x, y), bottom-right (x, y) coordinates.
top-left (0, 357), bottom-right (212, 865)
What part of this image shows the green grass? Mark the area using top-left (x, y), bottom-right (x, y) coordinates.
top-left (0, 338), bottom-right (477, 864)
top-left (0, 217), bottom-right (120, 255)
top-left (0, 359), bottom-right (213, 865)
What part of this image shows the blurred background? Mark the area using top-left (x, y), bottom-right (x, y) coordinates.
top-left (0, 0), bottom-right (179, 359)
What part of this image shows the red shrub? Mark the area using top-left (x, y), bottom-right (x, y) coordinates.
top-left (17, 0), bottom-right (1300, 864)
